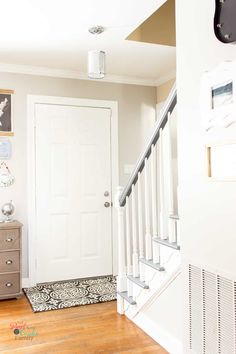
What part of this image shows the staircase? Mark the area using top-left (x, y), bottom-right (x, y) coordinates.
top-left (116, 83), bottom-right (182, 354)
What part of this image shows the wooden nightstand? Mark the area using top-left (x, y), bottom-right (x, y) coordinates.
top-left (0, 221), bottom-right (23, 299)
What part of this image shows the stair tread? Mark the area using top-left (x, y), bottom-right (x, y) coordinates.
top-left (169, 214), bottom-right (179, 220)
top-left (139, 258), bottom-right (165, 271)
top-left (153, 237), bottom-right (180, 250)
top-left (117, 291), bottom-right (136, 305)
top-left (127, 275), bottom-right (149, 289)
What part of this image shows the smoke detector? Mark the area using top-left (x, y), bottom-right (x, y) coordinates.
top-left (88, 26), bottom-right (105, 35)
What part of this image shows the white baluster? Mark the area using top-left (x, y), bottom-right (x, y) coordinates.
top-left (137, 172), bottom-right (145, 281)
top-left (176, 185), bottom-right (180, 247)
top-left (137, 172), bottom-right (144, 259)
top-left (176, 219), bottom-right (180, 246)
top-left (151, 144), bottom-right (158, 238)
top-left (166, 112), bottom-right (176, 243)
top-left (125, 196), bottom-right (132, 275)
top-left (159, 128), bottom-right (166, 240)
top-left (144, 158), bottom-right (152, 260)
top-left (131, 184), bottom-right (139, 277)
top-left (125, 196), bottom-right (133, 297)
top-left (116, 186), bottom-right (127, 315)
top-left (151, 144), bottom-right (160, 264)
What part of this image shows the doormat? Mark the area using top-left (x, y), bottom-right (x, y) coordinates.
top-left (23, 275), bottom-right (116, 313)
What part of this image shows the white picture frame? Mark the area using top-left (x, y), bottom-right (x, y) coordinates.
top-left (201, 61), bottom-right (236, 131)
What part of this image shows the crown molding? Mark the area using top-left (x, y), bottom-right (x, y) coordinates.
top-left (0, 62), bottom-right (175, 87)
top-left (155, 70), bottom-right (176, 86)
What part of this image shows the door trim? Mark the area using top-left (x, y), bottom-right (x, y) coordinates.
top-left (27, 95), bottom-right (119, 286)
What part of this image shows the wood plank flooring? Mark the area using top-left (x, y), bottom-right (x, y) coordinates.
top-left (0, 296), bottom-right (168, 354)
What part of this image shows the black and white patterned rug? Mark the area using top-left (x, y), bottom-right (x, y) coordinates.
top-left (23, 275), bottom-right (117, 312)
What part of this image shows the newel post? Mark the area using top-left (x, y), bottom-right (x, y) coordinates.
top-left (115, 186), bottom-right (127, 314)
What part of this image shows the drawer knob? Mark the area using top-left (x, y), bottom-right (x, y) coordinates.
top-left (6, 282), bottom-right (13, 287)
top-left (6, 260), bottom-right (13, 265)
top-left (6, 237), bottom-right (13, 242)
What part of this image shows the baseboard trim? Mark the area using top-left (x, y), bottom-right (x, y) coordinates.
top-left (22, 278), bottom-right (30, 288)
top-left (133, 312), bottom-right (183, 354)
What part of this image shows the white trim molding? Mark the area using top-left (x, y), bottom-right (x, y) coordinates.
top-left (133, 313), bottom-right (183, 354)
top-left (27, 95), bottom-right (119, 287)
top-left (22, 278), bottom-right (30, 288)
top-left (0, 62), bottom-right (175, 87)
top-left (155, 70), bottom-right (176, 87)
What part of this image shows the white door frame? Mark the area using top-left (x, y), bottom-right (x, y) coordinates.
top-left (27, 95), bottom-right (119, 286)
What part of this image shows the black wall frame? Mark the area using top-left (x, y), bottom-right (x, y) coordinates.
top-left (214, 0), bottom-right (236, 44)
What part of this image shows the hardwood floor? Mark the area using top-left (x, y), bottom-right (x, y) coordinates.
top-left (0, 296), bottom-right (168, 354)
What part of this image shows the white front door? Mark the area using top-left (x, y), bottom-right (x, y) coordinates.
top-left (35, 103), bottom-right (113, 283)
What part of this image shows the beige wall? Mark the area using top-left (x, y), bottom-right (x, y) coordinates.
top-left (0, 72), bottom-right (156, 277)
top-left (127, 0), bottom-right (176, 47)
top-left (156, 78), bottom-right (175, 103)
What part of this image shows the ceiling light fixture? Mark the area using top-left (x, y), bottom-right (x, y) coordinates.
top-left (88, 26), bottom-right (105, 79)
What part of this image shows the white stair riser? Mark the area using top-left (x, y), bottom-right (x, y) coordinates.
top-left (117, 295), bottom-right (125, 315)
top-left (123, 298), bottom-right (137, 319)
top-left (127, 279), bottom-right (149, 299)
top-left (159, 245), bottom-right (177, 264)
top-left (133, 282), bottom-right (142, 299)
top-left (141, 262), bottom-right (164, 283)
top-left (127, 280), bottom-right (133, 297)
top-left (139, 261), bottom-right (146, 282)
top-left (152, 241), bottom-right (160, 264)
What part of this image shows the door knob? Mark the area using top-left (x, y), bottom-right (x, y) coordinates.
top-left (104, 202), bottom-right (110, 208)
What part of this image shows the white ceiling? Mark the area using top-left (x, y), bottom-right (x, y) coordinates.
top-left (0, 0), bottom-right (176, 85)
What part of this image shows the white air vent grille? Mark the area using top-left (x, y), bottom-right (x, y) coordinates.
top-left (189, 265), bottom-right (202, 352)
top-left (203, 270), bottom-right (217, 354)
top-left (189, 265), bottom-right (236, 354)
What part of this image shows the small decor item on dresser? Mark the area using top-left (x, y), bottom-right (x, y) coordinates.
top-left (0, 162), bottom-right (15, 187)
top-left (1, 201), bottom-right (15, 223)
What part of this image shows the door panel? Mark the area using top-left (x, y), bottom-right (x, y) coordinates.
top-left (35, 104), bottom-right (112, 283)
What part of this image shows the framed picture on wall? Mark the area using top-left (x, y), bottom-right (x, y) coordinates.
top-left (0, 89), bottom-right (14, 136)
top-left (201, 61), bottom-right (236, 132)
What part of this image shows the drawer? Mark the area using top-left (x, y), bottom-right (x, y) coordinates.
top-left (0, 229), bottom-right (20, 250)
top-left (0, 251), bottom-right (20, 273)
top-left (0, 273), bottom-right (20, 296)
